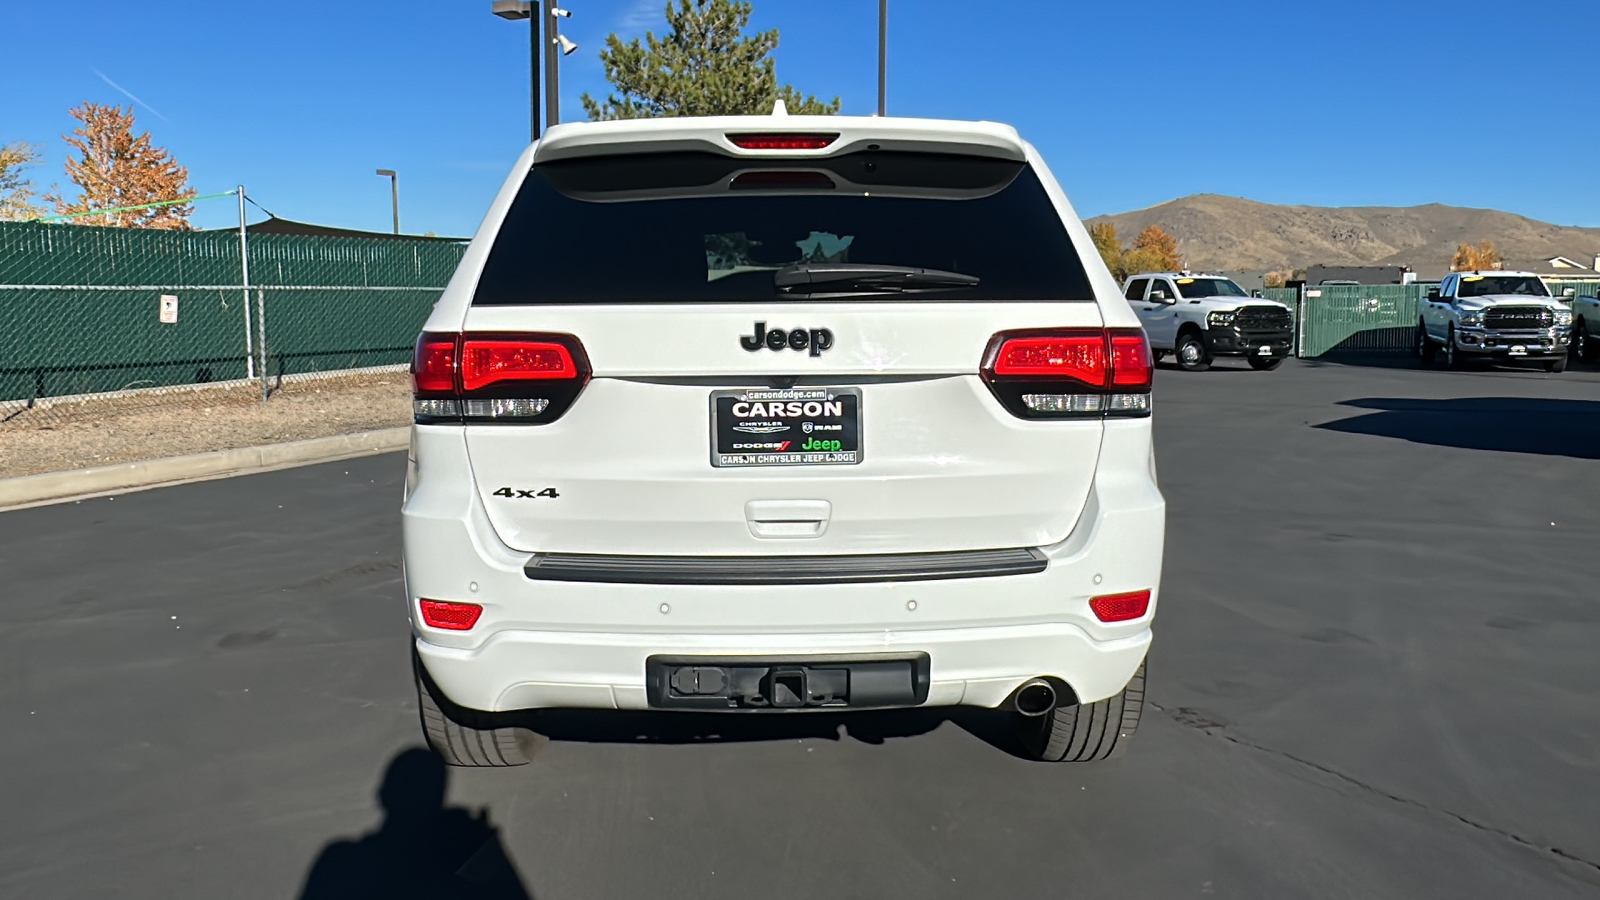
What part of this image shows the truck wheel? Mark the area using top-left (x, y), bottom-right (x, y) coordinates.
top-left (1016, 660), bottom-right (1145, 763)
top-left (415, 651), bottom-right (537, 767)
top-left (1175, 332), bottom-right (1211, 372)
top-left (1444, 326), bottom-right (1466, 370)
top-left (1416, 322), bottom-right (1437, 364)
top-left (1543, 356), bottom-right (1567, 374)
top-left (1247, 356), bottom-right (1283, 371)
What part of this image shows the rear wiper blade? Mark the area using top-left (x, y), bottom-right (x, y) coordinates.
top-left (775, 263), bottom-right (979, 294)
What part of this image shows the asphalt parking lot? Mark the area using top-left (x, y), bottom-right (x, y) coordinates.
top-left (3, 357), bottom-right (1598, 899)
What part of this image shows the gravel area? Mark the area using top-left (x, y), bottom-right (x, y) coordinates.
top-left (0, 372), bottom-right (410, 478)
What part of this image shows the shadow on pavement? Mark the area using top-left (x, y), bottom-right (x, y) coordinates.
top-left (1315, 397), bottom-right (1600, 459)
top-left (525, 707), bottom-right (1029, 757)
top-left (296, 748), bottom-right (533, 900)
top-left (1298, 352), bottom-right (1425, 370)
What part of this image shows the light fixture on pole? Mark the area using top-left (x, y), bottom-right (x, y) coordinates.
top-left (491, 0), bottom-right (540, 140)
top-left (375, 169), bottom-right (399, 234)
top-left (544, 2), bottom-right (578, 126)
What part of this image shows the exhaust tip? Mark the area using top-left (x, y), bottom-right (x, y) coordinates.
top-left (1013, 679), bottom-right (1057, 717)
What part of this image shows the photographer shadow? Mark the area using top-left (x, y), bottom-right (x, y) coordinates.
top-left (296, 748), bottom-right (532, 900)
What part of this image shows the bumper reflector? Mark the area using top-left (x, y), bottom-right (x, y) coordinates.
top-left (419, 600), bottom-right (483, 630)
top-left (1090, 590), bottom-right (1151, 622)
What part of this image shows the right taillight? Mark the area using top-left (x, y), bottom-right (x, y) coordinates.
top-left (981, 327), bottom-right (1152, 419)
top-left (412, 331), bottom-right (590, 425)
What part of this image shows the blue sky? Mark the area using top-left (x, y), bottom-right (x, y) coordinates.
top-left (4, 0), bottom-right (1594, 236)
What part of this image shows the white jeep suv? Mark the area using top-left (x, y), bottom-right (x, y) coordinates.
top-left (402, 113), bottom-right (1164, 765)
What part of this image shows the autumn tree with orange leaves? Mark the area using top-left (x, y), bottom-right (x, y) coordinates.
top-left (51, 103), bottom-right (196, 229)
top-left (1091, 222), bottom-right (1186, 281)
top-left (1450, 240), bottom-right (1502, 272)
top-left (1124, 225), bottom-right (1184, 273)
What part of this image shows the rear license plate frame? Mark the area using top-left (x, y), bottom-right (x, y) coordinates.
top-left (710, 387), bottom-right (862, 468)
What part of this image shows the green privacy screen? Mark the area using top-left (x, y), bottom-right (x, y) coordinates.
top-left (0, 221), bottom-right (465, 403)
top-left (1292, 282), bottom-right (1598, 357)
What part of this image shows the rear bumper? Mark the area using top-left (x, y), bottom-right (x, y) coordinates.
top-left (415, 622), bottom-right (1152, 712)
top-left (402, 421), bottom-right (1165, 713)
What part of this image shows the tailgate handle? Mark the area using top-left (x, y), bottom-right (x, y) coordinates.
top-left (745, 500), bottom-right (831, 539)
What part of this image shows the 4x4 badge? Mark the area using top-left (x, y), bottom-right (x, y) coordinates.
top-left (740, 322), bottom-right (834, 357)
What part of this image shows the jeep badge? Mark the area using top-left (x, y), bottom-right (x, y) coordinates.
top-left (740, 322), bottom-right (834, 357)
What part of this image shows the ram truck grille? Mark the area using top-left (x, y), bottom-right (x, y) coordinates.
top-left (1235, 306), bottom-right (1292, 332)
top-left (1483, 307), bottom-right (1552, 329)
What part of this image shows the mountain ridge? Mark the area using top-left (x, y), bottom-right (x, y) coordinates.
top-left (1085, 195), bottom-right (1600, 273)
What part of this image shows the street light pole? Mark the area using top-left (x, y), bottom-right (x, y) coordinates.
top-left (492, 0), bottom-right (541, 140)
top-left (878, 0), bottom-right (887, 116)
top-left (530, 8), bottom-right (541, 137)
top-left (544, 0), bottom-right (560, 127)
top-left (375, 169), bottom-right (399, 234)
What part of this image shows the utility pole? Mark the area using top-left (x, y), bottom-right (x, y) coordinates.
top-left (878, 0), bottom-right (887, 116)
top-left (492, 0), bottom-right (541, 140)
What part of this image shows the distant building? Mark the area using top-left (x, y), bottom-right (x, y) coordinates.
top-left (1305, 265), bottom-right (1413, 286)
top-left (1499, 254), bottom-right (1600, 283)
top-left (1211, 270), bottom-right (1270, 292)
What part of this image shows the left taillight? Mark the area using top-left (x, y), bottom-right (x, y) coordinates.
top-left (980, 327), bottom-right (1152, 419)
top-left (412, 332), bottom-right (590, 424)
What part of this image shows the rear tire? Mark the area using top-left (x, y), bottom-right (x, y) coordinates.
top-left (1247, 356), bottom-right (1283, 371)
top-left (415, 652), bottom-right (537, 767)
top-left (1175, 332), bottom-right (1211, 372)
top-left (1416, 321), bottom-right (1437, 364)
top-left (1575, 320), bottom-right (1597, 364)
top-left (1016, 660), bottom-right (1145, 763)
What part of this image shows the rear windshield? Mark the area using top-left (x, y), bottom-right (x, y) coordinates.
top-left (472, 150), bottom-right (1094, 304)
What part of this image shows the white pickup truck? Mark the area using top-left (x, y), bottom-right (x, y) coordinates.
top-left (1123, 272), bottom-right (1293, 371)
top-left (1416, 271), bottom-right (1572, 372)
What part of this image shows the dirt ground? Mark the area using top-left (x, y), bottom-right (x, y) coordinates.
top-left (0, 372), bottom-right (411, 479)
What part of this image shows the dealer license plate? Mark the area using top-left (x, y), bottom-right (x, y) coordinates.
top-left (1510, 345), bottom-right (1527, 355)
top-left (711, 388), bottom-right (862, 467)
top-left (1257, 345), bottom-right (1272, 356)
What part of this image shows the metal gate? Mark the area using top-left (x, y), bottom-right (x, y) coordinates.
top-left (1297, 285), bottom-right (1424, 357)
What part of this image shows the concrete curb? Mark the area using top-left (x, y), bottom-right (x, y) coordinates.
top-left (0, 427), bottom-right (410, 511)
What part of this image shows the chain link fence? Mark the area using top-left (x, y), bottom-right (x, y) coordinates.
top-left (0, 221), bottom-right (464, 426)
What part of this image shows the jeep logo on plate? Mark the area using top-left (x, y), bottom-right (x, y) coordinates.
top-left (740, 322), bottom-right (834, 357)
